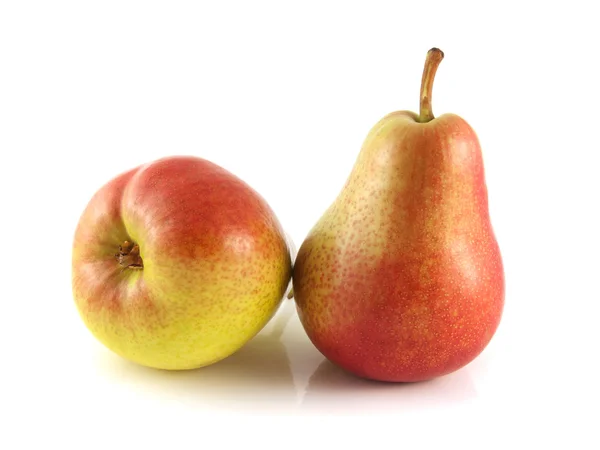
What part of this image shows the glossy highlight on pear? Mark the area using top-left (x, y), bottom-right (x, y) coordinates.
top-left (292, 48), bottom-right (504, 382)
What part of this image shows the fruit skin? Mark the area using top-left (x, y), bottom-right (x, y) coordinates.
top-left (72, 156), bottom-right (292, 370)
top-left (293, 85), bottom-right (504, 382)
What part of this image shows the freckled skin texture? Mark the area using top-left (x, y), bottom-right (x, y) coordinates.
top-left (72, 156), bottom-right (292, 370)
top-left (293, 111), bottom-right (504, 382)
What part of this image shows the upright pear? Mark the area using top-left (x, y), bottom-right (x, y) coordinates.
top-left (293, 48), bottom-right (504, 382)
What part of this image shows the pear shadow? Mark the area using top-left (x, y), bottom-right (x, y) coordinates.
top-left (299, 359), bottom-right (479, 415)
top-left (96, 299), bottom-right (301, 413)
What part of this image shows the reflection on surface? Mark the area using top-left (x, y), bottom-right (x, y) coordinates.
top-left (301, 358), bottom-right (479, 415)
top-left (96, 298), bottom-right (482, 414)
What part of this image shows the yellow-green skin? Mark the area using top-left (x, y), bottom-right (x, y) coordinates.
top-left (72, 156), bottom-right (292, 370)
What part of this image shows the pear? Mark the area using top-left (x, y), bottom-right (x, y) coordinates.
top-left (72, 156), bottom-right (292, 370)
top-left (292, 48), bottom-right (504, 382)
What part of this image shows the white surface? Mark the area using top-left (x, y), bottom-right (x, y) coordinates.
top-left (1, 1), bottom-right (599, 448)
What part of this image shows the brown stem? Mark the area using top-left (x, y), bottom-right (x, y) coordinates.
top-left (116, 240), bottom-right (143, 269)
top-left (419, 48), bottom-right (444, 123)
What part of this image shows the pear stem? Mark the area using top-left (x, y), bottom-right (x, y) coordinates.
top-left (419, 48), bottom-right (444, 123)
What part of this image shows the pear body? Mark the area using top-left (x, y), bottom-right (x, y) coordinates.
top-left (293, 111), bottom-right (504, 382)
top-left (72, 156), bottom-right (292, 370)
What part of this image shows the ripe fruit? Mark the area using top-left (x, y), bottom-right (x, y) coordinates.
top-left (293, 48), bottom-right (504, 382)
top-left (72, 156), bottom-right (292, 370)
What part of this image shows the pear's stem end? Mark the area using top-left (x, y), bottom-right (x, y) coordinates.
top-left (419, 48), bottom-right (445, 123)
top-left (429, 47), bottom-right (445, 60)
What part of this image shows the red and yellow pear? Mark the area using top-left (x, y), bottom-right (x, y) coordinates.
top-left (72, 156), bottom-right (292, 370)
top-left (293, 48), bottom-right (504, 382)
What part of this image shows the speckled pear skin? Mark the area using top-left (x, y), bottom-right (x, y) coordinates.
top-left (293, 111), bottom-right (504, 382)
top-left (72, 156), bottom-right (292, 370)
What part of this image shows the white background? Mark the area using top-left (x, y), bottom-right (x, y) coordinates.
top-left (1, 1), bottom-right (599, 448)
